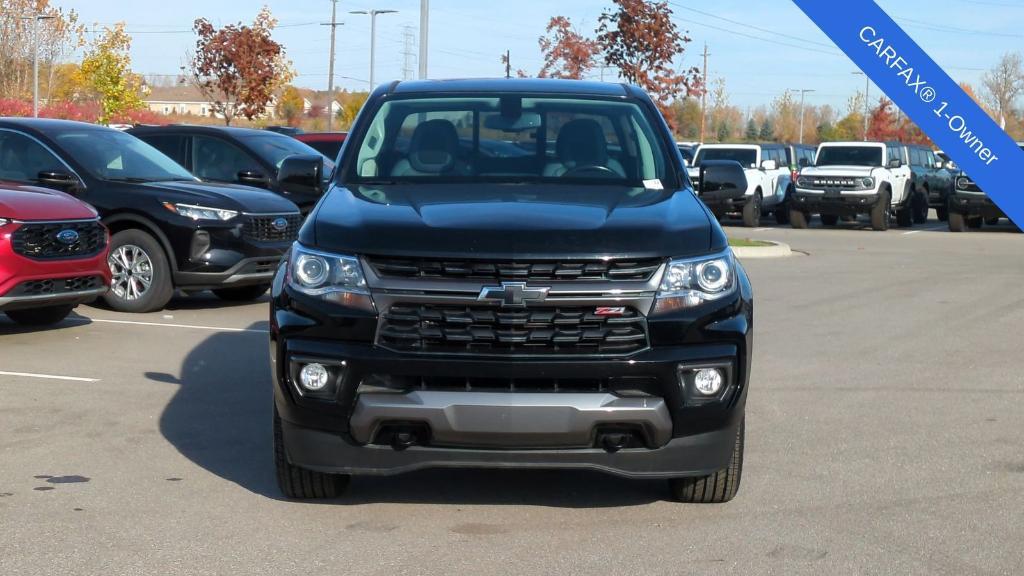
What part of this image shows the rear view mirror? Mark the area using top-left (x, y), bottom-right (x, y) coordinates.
top-left (699, 160), bottom-right (748, 196)
top-left (760, 160), bottom-right (777, 171)
top-left (36, 170), bottom-right (80, 193)
top-left (237, 170), bottom-right (270, 188)
top-left (483, 112), bottom-right (542, 132)
top-left (278, 155), bottom-right (324, 197)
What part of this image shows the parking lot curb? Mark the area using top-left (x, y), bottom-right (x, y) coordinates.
top-left (732, 241), bottom-right (792, 259)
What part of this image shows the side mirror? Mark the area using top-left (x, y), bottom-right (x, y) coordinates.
top-left (237, 170), bottom-right (270, 188)
top-left (760, 160), bottom-right (777, 171)
top-left (888, 159), bottom-right (902, 169)
top-left (699, 160), bottom-right (748, 196)
top-left (278, 155), bottom-right (324, 197)
top-left (798, 158), bottom-right (811, 168)
top-left (36, 170), bottom-right (80, 193)
top-left (682, 158), bottom-right (689, 167)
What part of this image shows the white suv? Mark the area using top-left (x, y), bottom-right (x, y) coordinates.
top-left (688, 143), bottom-right (793, 227)
top-left (792, 142), bottom-right (913, 231)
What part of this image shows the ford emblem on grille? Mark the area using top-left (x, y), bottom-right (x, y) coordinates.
top-left (271, 217), bottom-right (289, 231)
top-left (478, 282), bottom-right (550, 307)
top-left (56, 229), bottom-right (80, 245)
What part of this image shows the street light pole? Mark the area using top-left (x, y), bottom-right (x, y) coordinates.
top-left (418, 0), bottom-right (429, 79)
top-left (322, 0), bottom-right (342, 132)
top-left (797, 89), bottom-right (815, 144)
top-left (21, 13), bottom-right (56, 118)
top-left (351, 9), bottom-right (397, 90)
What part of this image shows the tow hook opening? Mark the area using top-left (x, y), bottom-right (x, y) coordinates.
top-left (373, 423), bottom-right (431, 451)
top-left (595, 426), bottom-right (646, 452)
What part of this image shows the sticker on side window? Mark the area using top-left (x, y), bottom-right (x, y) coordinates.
top-left (643, 179), bottom-right (664, 190)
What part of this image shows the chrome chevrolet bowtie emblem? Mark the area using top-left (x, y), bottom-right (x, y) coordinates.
top-left (477, 282), bottom-right (550, 307)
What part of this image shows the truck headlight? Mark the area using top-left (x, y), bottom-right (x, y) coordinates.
top-left (859, 177), bottom-right (875, 189)
top-left (162, 202), bottom-right (238, 221)
top-left (796, 176), bottom-right (812, 188)
top-left (956, 176), bottom-right (973, 190)
top-left (653, 250), bottom-right (737, 314)
top-left (287, 244), bottom-right (374, 310)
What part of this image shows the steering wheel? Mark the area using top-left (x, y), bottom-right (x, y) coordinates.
top-left (561, 165), bottom-right (618, 178)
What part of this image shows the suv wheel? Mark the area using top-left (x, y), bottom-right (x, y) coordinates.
top-left (789, 209), bottom-right (809, 229)
top-left (870, 190), bottom-right (892, 231)
top-left (912, 189), bottom-right (929, 224)
top-left (937, 206), bottom-right (949, 222)
top-left (948, 210), bottom-right (967, 232)
top-left (967, 216), bottom-right (984, 229)
top-left (104, 229), bottom-right (174, 313)
top-left (212, 284), bottom-right (270, 302)
top-left (668, 418), bottom-right (744, 503)
top-left (742, 192), bottom-right (762, 227)
top-left (274, 408), bottom-right (350, 499)
top-left (820, 214), bottom-right (839, 227)
top-left (4, 305), bottom-right (75, 326)
top-left (985, 217), bottom-right (1001, 226)
top-left (773, 186), bottom-right (793, 224)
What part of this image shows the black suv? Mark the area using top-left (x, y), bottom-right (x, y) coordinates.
top-left (0, 118), bottom-right (302, 312)
top-left (270, 79), bottom-right (753, 503)
top-left (905, 144), bottom-right (952, 222)
top-left (129, 125), bottom-right (332, 213)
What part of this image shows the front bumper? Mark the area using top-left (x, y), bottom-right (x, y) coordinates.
top-left (792, 189), bottom-right (880, 214)
top-left (949, 191), bottom-right (1005, 219)
top-left (173, 255), bottom-right (283, 290)
top-left (0, 227), bottom-right (111, 312)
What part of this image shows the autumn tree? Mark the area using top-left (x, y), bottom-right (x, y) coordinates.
top-left (537, 16), bottom-right (600, 79)
top-left (866, 97), bottom-right (900, 141)
top-left (597, 0), bottom-right (701, 130)
top-left (186, 7), bottom-right (294, 125)
top-left (337, 91), bottom-right (369, 129)
top-left (981, 52), bottom-right (1024, 129)
top-left (771, 90), bottom-right (799, 142)
top-left (0, 1), bottom-right (84, 100)
top-left (275, 86), bottom-right (304, 126)
top-left (76, 23), bottom-right (144, 124)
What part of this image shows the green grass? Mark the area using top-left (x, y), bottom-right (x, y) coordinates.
top-left (728, 237), bottom-right (774, 248)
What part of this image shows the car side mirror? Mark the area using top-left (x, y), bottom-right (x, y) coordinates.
top-left (278, 155), bottom-right (324, 197)
top-left (760, 160), bottom-right (777, 171)
top-left (237, 170), bottom-right (270, 188)
top-left (36, 170), bottom-right (81, 193)
top-left (682, 158), bottom-right (689, 167)
top-left (798, 158), bottom-right (810, 168)
top-left (699, 160), bottom-right (748, 196)
top-left (888, 159), bottom-right (902, 169)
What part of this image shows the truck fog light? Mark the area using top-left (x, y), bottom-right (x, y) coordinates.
top-left (299, 363), bottom-right (330, 391)
top-left (693, 368), bottom-right (724, 395)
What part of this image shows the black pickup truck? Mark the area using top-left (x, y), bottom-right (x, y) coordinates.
top-left (270, 79), bottom-right (754, 503)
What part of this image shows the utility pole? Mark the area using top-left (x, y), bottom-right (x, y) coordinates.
top-left (418, 0), bottom-right (429, 79)
top-left (321, 0), bottom-right (342, 132)
top-left (797, 89), bottom-right (815, 144)
top-left (853, 71), bottom-right (869, 140)
top-left (504, 50), bottom-right (511, 79)
top-left (699, 43), bottom-right (710, 143)
top-left (401, 25), bottom-right (415, 80)
top-left (21, 12), bottom-right (56, 118)
top-left (351, 9), bottom-right (398, 90)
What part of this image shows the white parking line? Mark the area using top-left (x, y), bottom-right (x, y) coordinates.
top-left (903, 225), bottom-right (947, 235)
top-left (87, 318), bottom-right (268, 334)
top-left (0, 370), bottom-right (98, 383)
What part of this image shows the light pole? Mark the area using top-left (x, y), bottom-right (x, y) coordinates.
top-left (797, 89), bottom-right (815, 144)
top-left (350, 9), bottom-right (398, 90)
top-left (853, 71), bottom-right (869, 141)
top-left (418, 0), bottom-right (429, 79)
top-left (322, 0), bottom-right (342, 132)
top-left (21, 13), bottom-right (56, 117)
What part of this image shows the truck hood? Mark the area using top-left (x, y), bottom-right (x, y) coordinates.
top-left (131, 180), bottom-right (300, 214)
top-left (307, 183), bottom-right (721, 259)
top-left (0, 182), bottom-right (97, 221)
top-left (800, 166), bottom-right (878, 177)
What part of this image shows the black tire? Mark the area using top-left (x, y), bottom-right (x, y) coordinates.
top-left (937, 206), bottom-right (949, 222)
top-left (912, 189), bottom-right (929, 224)
top-left (870, 190), bottom-right (891, 231)
top-left (4, 305), bottom-right (74, 326)
top-left (774, 186), bottom-right (793, 224)
top-left (820, 214), bottom-right (839, 227)
top-left (668, 418), bottom-right (744, 503)
top-left (104, 229), bottom-right (174, 313)
top-left (985, 217), bottom-right (1000, 226)
top-left (948, 210), bottom-right (966, 232)
top-left (789, 209), bottom-right (809, 229)
top-left (212, 284), bottom-right (270, 302)
top-left (274, 408), bottom-right (350, 499)
top-left (967, 216), bottom-right (984, 229)
top-left (741, 192), bottom-right (762, 227)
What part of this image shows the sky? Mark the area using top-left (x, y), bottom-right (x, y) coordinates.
top-left (54, 0), bottom-right (1024, 112)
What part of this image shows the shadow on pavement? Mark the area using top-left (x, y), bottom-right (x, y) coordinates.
top-left (155, 322), bottom-right (664, 507)
top-left (0, 310), bottom-right (92, 336)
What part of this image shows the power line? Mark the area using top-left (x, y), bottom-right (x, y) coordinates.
top-left (668, 1), bottom-right (836, 50)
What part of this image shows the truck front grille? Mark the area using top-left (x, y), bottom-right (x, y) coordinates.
top-left (11, 220), bottom-right (106, 260)
top-left (242, 213), bottom-right (302, 243)
top-left (378, 304), bottom-right (649, 356)
top-left (367, 257), bottom-right (663, 282)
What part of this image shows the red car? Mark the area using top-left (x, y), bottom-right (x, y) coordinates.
top-left (0, 183), bottom-right (111, 325)
top-left (294, 132), bottom-right (347, 160)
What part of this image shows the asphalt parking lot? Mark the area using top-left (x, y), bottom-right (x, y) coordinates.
top-left (1, 216), bottom-right (1021, 576)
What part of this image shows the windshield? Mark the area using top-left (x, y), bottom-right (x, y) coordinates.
top-left (54, 129), bottom-right (196, 182)
top-left (237, 133), bottom-right (336, 175)
top-left (344, 95), bottom-right (672, 185)
top-left (693, 148), bottom-right (757, 169)
top-left (816, 146), bottom-right (883, 167)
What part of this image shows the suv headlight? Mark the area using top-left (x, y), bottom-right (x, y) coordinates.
top-left (287, 244), bottom-right (374, 310)
top-left (859, 177), bottom-right (875, 189)
top-left (653, 250), bottom-right (737, 314)
top-left (162, 202), bottom-right (238, 221)
top-left (796, 176), bottom-right (812, 188)
top-left (956, 176), bottom-right (973, 190)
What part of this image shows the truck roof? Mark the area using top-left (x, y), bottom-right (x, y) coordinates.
top-left (389, 78), bottom-right (633, 97)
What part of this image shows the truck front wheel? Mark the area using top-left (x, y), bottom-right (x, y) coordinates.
top-left (274, 408), bottom-right (350, 499)
top-left (741, 192), bottom-right (762, 227)
top-left (668, 418), bottom-right (744, 504)
top-left (870, 190), bottom-right (892, 231)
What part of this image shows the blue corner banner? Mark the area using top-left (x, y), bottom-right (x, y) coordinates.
top-left (792, 0), bottom-right (1022, 226)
